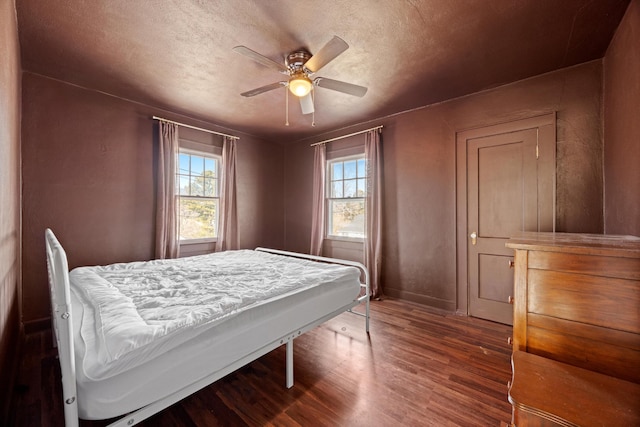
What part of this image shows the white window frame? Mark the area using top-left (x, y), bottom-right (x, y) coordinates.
top-left (326, 154), bottom-right (367, 242)
top-left (176, 148), bottom-right (221, 244)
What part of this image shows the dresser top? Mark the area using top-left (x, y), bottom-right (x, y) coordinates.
top-left (506, 232), bottom-right (640, 258)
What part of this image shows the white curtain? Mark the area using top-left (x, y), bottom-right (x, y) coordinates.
top-left (310, 143), bottom-right (326, 256)
top-left (365, 129), bottom-right (383, 298)
top-left (155, 121), bottom-right (180, 259)
top-left (216, 136), bottom-right (239, 251)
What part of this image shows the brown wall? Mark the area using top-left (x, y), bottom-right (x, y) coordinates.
top-left (284, 61), bottom-right (604, 311)
top-left (0, 0), bottom-right (21, 420)
top-left (13, 0), bottom-right (637, 379)
top-left (21, 73), bottom-right (284, 324)
top-left (604, 0), bottom-right (640, 236)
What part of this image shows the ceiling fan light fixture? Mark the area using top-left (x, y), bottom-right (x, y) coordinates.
top-left (289, 76), bottom-right (312, 97)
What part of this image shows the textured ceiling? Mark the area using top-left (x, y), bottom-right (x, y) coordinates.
top-left (16, 0), bottom-right (630, 142)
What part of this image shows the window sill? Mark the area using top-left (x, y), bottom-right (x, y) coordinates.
top-left (180, 238), bottom-right (217, 245)
top-left (326, 235), bottom-right (364, 243)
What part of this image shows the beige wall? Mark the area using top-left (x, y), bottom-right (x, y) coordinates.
top-left (21, 73), bottom-right (284, 324)
top-left (0, 0), bottom-right (21, 420)
top-left (284, 61), bottom-right (604, 311)
top-left (604, 0), bottom-right (640, 236)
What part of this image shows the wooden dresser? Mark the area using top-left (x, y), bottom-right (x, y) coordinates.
top-left (505, 232), bottom-right (640, 427)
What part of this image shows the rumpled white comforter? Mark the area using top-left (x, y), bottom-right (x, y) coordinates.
top-left (69, 249), bottom-right (360, 380)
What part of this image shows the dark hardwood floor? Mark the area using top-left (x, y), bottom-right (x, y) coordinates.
top-left (10, 299), bottom-right (514, 426)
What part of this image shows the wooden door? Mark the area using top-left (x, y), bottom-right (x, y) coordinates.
top-left (456, 114), bottom-right (555, 325)
top-left (468, 129), bottom-right (537, 324)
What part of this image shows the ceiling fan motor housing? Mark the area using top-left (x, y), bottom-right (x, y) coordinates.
top-left (286, 50), bottom-right (312, 74)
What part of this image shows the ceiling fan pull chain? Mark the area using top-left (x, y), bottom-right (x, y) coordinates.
top-left (311, 89), bottom-right (316, 127)
top-left (285, 85), bottom-right (290, 126)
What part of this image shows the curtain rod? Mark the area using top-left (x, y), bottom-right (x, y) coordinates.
top-left (310, 125), bottom-right (383, 147)
top-left (152, 116), bottom-right (239, 140)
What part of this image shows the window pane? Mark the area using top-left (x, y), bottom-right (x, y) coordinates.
top-left (203, 178), bottom-right (215, 197)
top-left (179, 198), bottom-right (218, 240)
top-left (332, 181), bottom-right (343, 198)
top-left (357, 178), bottom-right (366, 196)
top-left (198, 171), bottom-right (216, 197)
top-left (329, 199), bottom-right (365, 238)
top-left (344, 160), bottom-right (357, 179)
top-left (357, 159), bottom-right (366, 177)
top-left (204, 158), bottom-right (216, 175)
top-left (190, 176), bottom-right (204, 196)
top-left (332, 163), bottom-right (343, 180)
top-left (179, 153), bottom-right (190, 174)
top-left (212, 178), bottom-right (219, 197)
top-left (191, 156), bottom-right (204, 175)
top-left (344, 179), bottom-right (356, 197)
top-left (177, 175), bottom-right (189, 195)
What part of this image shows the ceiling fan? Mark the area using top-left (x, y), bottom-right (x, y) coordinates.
top-left (233, 36), bottom-right (368, 120)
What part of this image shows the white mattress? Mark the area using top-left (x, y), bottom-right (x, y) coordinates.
top-left (68, 249), bottom-right (361, 420)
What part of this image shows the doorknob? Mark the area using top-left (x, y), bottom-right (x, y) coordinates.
top-left (470, 231), bottom-right (477, 246)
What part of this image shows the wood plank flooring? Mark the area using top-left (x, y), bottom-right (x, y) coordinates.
top-left (9, 299), bottom-right (514, 426)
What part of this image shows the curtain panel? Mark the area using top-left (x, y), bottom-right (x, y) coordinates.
top-left (310, 143), bottom-right (326, 256)
top-left (365, 129), bottom-right (383, 298)
top-left (216, 136), bottom-right (239, 251)
top-left (155, 121), bottom-right (180, 259)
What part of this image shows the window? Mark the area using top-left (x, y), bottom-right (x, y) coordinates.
top-left (327, 155), bottom-right (366, 239)
top-left (176, 150), bottom-right (220, 241)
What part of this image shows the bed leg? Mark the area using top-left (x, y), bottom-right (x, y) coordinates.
top-left (286, 340), bottom-right (294, 388)
top-left (366, 298), bottom-right (370, 333)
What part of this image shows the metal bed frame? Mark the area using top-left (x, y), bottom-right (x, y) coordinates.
top-left (45, 229), bottom-right (370, 427)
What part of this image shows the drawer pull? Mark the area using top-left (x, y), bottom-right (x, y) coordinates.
top-left (507, 337), bottom-right (513, 346)
top-left (508, 260), bottom-right (515, 268)
top-left (508, 295), bottom-right (514, 304)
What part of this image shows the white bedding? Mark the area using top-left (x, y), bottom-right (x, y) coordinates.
top-left (69, 249), bottom-right (361, 382)
top-left (72, 271), bottom-right (360, 419)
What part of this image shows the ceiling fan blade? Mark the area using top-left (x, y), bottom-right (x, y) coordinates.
top-left (233, 46), bottom-right (288, 74)
top-left (304, 36), bottom-right (349, 74)
top-left (299, 93), bottom-right (314, 115)
top-left (240, 81), bottom-right (286, 97)
top-left (315, 77), bottom-right (368, 97)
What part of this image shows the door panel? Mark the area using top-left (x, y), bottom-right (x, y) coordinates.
top-left (478, 142), bottom-right (526, 237)
top-left (468, 129), bottom-right (538, 325)
top-left (479, 254), bottom-right (515, 302)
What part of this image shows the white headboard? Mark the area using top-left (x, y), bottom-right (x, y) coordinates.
top-left (45, 229), bottom-right (79, 427)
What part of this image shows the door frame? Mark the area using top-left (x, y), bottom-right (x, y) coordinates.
top-left (455, 113), bottom-right (556, 316)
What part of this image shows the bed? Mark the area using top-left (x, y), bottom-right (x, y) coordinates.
top-left (45, 229), bottom-right (370, 427)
